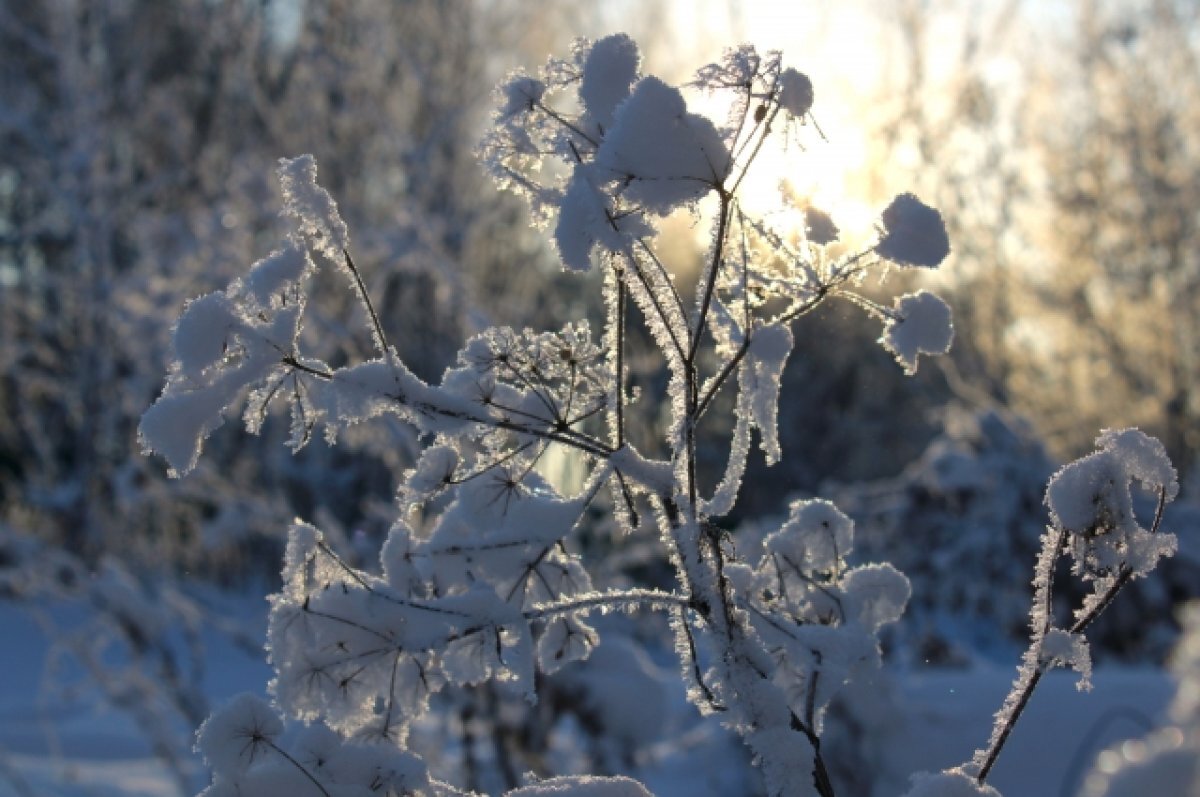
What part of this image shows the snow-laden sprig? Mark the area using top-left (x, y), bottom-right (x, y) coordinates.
top-left (1046, 428), bottom-right (1178, 581)
top-left (140, 297), bottom-right (304, 476)
top-left (718, 499), bottom-right (910, 741)
top-left (142, 157), bottom-right (621, 477)
top-left (595, 76), bottom-right (730, 213)
top-left (277, 155), bottom-right (349, 263)
top-left (963, 428), bottom-right (1178, 788)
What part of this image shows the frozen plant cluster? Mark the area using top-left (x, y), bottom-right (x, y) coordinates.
top-left (927, 429), bottom-right (1181, 794)
top-left (142, 34), bottom-right (1178, 797)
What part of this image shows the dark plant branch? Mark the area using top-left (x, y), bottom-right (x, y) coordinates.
top-left (342, 248), bottom-right (389, 357)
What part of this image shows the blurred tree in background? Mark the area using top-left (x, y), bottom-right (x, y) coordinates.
top-left (854, 0), bottom-right (1200, 478)
top-left (0, 0), bottom-right (587, 575)
top-left (1021, 0), bottom-right (1200, 475)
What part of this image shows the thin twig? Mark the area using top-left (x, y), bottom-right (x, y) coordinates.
top-left (342, 248), bottom-right (389, 356)
top-left (689, 191), bottom-right (732, 365)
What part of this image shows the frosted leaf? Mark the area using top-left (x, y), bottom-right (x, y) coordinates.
top-left (1040, 628), bottom-right (1092, 689)
top-left (537, 615), bottom-right (598, 673)
top-left (875, 193), bottom-right (950, 268)
top-left (902, 770), bottom-right (1003, 797)
top-left (609, 444), bottom-right (674, 495)
top-left (290, 722), bottom-right (341, 775)
top-left (306, 360), bottom-right (399, 427)
top-left (403, 445), bottom-right (460, 500)
top-left (580, 34), bottom-right (640, 136)
top-left (172, 292), bottom-right (237, 377)
top-left (742, 323), bottom-right (793, 464)
top-left (804, 206), bottom-right (838, 245)
top-left (277, 521), bottom-right (324, 601)
top-left (195, 693), bottom-right (283, 776)
top-left (277, 155), bottom-right (349, 261)
top-left (540, 37), bottom-right (589, 89)
top-left (1047, 427), bottom-right (1178, 579)
top-left (880, 290), bottom-right (954, 375)
top-left (841, 563), bottom-right (911, 632)
top-left (1124, 526), bottom-right (1178, 578)
top-left (723, 561), bottom-right (759, 596)
top-left (140, 370), bottom-right (250, 476)
top-left (498, 74), bottom-right (546, 118)
top-left (380, 520), bottom-right (423, 596)
top-left (244, 242), bottom-right (311, 306)
top-left (525, 557), bottom-right (593, 605)
top-left (777, 68), bottom-right (813, 117)
top-left (766, 498), bottom-right (854, 574)
top-left (506, 775), bottom-right (655, 796)
top-left (1095, 428), bottom-right (1179, 499)
top-left (144, 298), bottom-right (301, 474)
top-left (425, 471), bottom-right (587, 597)
top-left (442, 625), bottom-right (504, 687)
top-left (779, 624), bottom-right (880, 713)
top-left (596, 77), bottom-right (729, 214)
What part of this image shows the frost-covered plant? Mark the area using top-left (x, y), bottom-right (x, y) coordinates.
top-left (901, 429), bottom-right (1180, 796)
top-left (140, 34), bottom-right (1175, 797)
top-left (833, 407), bottom-right (1195, 665)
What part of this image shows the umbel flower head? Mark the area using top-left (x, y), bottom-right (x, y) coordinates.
top-left (875, 192), bottom-right (951, 268)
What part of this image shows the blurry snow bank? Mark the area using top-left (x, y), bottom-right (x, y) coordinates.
top-left (0, 595), bottom-right (1171, 797)
top-left (0, 597), bottom-right (269, 797)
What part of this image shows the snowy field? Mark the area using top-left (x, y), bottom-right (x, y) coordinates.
top-left (0, 602), bottom-right (1173, 797)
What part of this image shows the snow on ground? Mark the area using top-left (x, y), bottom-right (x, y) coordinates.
top-left (0, 599), bottom-right (269, 797)
top-left (0, 601), bottom-right (1174, 797)
top-left (890, 666), bottom-right (1174, 797)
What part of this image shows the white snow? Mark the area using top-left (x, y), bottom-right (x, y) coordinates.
top-left (276, 155), bottom-right (349, 262)
top-left (507, 775), bottom-right (654, 797)
top-left (195, 693), bottom-right (283, 776)
top-left (171, 293), bottom-right (237, 378)
top-left (875, 193), bottom-right (951, 268)
top-left (595, 77), bottom-right (729, 214)
top-left (0, 596), bottom-right (1178, 797)
top-left (880, 290), bottom-right (955, 375)
top-left (580, 34), bottom-right (640, 136)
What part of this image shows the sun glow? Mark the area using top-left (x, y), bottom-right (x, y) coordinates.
top-left (741, 123), bottom-right (879, 249)
top-left (665, 0), bottom-right (890, 248)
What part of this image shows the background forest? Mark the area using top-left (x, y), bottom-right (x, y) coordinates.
top-left (1, 0), bottom-right (1198, 795)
